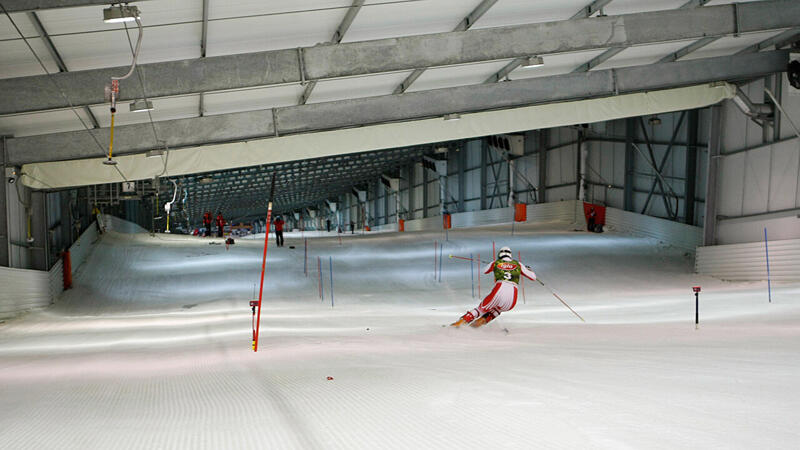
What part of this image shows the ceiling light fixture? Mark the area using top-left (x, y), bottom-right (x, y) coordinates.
top-left (130, 99), bottom-right (154, 112)
top-left (145, 149), bottom-right (164, 158)
top-left (521, 56), bottom-right (544, 68)
top-left (199, 177), bottom-right (214, 184)
top-left (103, 5), bottom-right (140, 23)
top-left (443, 113), bottom-right (461, 121)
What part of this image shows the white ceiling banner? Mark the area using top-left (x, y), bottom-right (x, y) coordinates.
top-left (22, 82), bottom-right (736, 190)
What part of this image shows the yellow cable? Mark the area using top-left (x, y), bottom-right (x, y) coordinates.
top-left (108, 112), bottom-right (115, 159)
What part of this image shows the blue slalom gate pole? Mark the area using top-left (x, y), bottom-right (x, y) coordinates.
top-left (470, 252), bottom-right (475, 298)
top-left (329, 256), bottom-right (334, 307)
top-left (765, 228), bottom-right (772, 303)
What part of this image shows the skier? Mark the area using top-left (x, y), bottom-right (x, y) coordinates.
top-left (451, 246), bottom-right (536, 328)
top-left (215, 212), bottom-right (225, 238)
top-left (273, 215), bottom-right (285, 247)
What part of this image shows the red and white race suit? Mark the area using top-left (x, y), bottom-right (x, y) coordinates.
top-left (464, 260), bottom-right (536, 322)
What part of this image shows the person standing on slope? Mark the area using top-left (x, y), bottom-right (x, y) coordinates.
top-left (451, 246), bottom-right (536, 328)
top-left (216, 212), bottom-right (225, 238)
top-left (273, 215), bottom-right (285, 247)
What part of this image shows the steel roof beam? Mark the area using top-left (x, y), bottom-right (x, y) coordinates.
top-left (1, 0), bottom-right (151, 13)
top-left (7, 50), bottom-right (788, 165)
top-left (2, 0), bottom-right (797, 115)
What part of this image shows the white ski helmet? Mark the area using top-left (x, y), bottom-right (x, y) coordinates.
top-left (497, 246), bottom-right (513, 261)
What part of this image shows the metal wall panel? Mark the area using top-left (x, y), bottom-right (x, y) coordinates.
top-left (605, 206), bottom-right (703, 251)
top-left (696, 238), bottom-right (800, 281)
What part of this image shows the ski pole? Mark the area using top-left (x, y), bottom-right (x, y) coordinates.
top-left (536, 279), bottom-right (584, 322)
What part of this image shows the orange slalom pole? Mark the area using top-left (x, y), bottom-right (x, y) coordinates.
top-left (253, 174), bottom-right (277, 352)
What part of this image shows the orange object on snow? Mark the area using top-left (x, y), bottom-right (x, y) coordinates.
top-left (443, 213), bottom-right (452, 229)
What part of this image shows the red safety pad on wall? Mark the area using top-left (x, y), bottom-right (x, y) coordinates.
top-left (583, 202), bottom-right (606, 225)
top-left (398, 219), bottom-right (405, 232)
top-left (443, 214), bottom-right (452, 229)
top-left (514, 203), bottom-right (527, 222)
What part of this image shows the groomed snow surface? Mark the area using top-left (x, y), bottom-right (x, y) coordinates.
top-left (1, 222), bottom-right (799, 449)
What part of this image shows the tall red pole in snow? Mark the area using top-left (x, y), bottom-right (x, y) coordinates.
top-left (253, 174), bottom-right (277, 352)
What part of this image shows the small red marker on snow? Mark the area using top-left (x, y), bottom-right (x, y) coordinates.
top-left (326, 376), bottom-right (334, 381)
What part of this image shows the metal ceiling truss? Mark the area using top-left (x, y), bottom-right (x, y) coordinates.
top-left (172, 145), bottom-right (434, 224)
top-left (1, 0), bottom-right (153, 13)
top-left (3, 0), bottom-right (798, 116)
top-left (7, 50), bottom-right (789, 165)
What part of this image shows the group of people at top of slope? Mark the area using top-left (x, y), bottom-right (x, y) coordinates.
top-left (451, 246), bottom-right (537, 328)
top-left (200, 211), bottom-right (226, 238)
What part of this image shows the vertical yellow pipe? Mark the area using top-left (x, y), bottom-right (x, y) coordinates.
top-left (108, 112), bottom-right (115, 159)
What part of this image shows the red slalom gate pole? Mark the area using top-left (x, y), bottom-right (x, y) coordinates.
top-left (253, 174), bottom-right (276, 352)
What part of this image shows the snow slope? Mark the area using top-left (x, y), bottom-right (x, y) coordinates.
top-left (1, 222), bottom-right (798, 449)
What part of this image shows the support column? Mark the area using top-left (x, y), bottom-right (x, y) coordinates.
top-left (624, 118), bottom-right (636, 212)
top-left (685, 109), bottom-right (699, 225)
top-left (30, 190), bottom-right (48, 270)
top-left (577, 132), bottom-right (587, 202)
top-left (458, 145), bottom-right (466, 212)
top-left (384, 176), bottom-right (400, 223)
top-left (508, 158), bottom-right (516, 206)
top-left (480, 139), bottom-right (488, 210)
top-left (0, 136), bottom-right (9, 267)
top-left (383, 179), bottom-right (390, 223)
top-left (537, 130), bottom-right (548, 204)
top-left (422, 163), bottom-right (429, 218)
top-left (407, 163), bottom-right (415, 220)
top-left (374, 178), bottom-right (380, 224)
top-left (434, 160), bottom-right (447, 216)
top-left (703, 105), bottom-right (723, 246)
